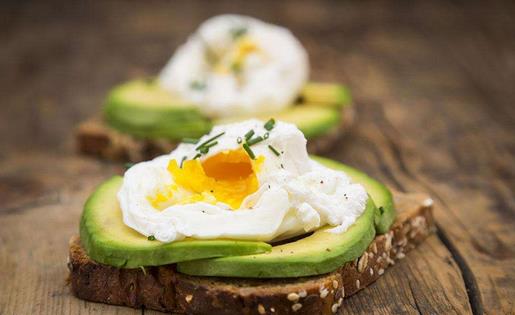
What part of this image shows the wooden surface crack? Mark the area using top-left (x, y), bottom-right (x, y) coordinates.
top-left (408, 281), bottom-right (424, 315)
top-left (436, 225), bottom-right (484, 315)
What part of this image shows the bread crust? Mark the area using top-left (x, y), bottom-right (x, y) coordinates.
top-left (75, 105), bottom-right (355, 162)
top-left (68, 191), bottom-right (434, 314)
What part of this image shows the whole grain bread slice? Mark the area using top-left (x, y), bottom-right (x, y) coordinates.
top-left (68, 191), bottom-right (434, 314)
top-left (75, 105), bottom-right (355, 163)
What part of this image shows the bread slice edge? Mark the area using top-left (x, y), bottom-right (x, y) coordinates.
top-left (75, 105), bottom-right (355, 162)
top-left (68, 190), bottom-right (434, 314)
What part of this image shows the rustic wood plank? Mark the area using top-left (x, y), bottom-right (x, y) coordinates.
top-left (1, 0), bottom-right (514, 314)
top-left (334, 9), bottom-right (515, 312)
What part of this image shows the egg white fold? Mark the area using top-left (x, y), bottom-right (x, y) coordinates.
top-left (158, 14), bottom-right (309, 118)
top-left (118, 120), bottom-right (368, 243)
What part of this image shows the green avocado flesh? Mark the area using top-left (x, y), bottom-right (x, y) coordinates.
top-left (103, 79), bottom-right (350, 140)
top-left (300, 82), bottom-right (352, 109)
top-left (176, 157), bottom-right (395, 278)
top-left (104, 80), bottom-right (212, 139)
top-left (311, 156), bottom-right (396, 234)
top-left (80, 176), bottom-right (272, 268)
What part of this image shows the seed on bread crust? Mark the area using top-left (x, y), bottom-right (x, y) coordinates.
top-left (332, 280), bottom-right (338, 289)
top-left (298, 290), bottom-right (307, 298)
top-left (258, 304), bottom-right (266, 314)
top-left (292, 303), bottom-right (302, 311)
top-left (384, 232), bottom-right (393, 252)
top-left (357, 253), bottom-right (368, 273)
top-left (372, 242), bottom-right (378, 254)
top-left (185, 294), bottom-right (193, 303)
top-left (287, 292), bottom-right (299, 302)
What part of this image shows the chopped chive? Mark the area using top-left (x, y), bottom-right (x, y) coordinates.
top-left (264, 118), bottom-right (275, 131)
top-left (268, 145), bottom-right (280, 156)
top-left (247, 136), bottom-right (264, 146)
top-left (237, 136), bottom-right (243, 144)
top-left (199, 141), bottom-right (218, 154)
top-left (244, 129), bottom-right (255, 141)
top-left (205, 141), bottom-right (218, 149)
top-left (263, 132), bottom-right (269, 139)
top-left (230, 62), bottom-right (242, 74)
top-left (182, 138), bottom-right (199, 144)
top-left (147, 235), bottom-right (156, 241)
top-left (196, 132), bottom-right (225, 151)
top-left (190, 80), bottom-right (207, 91)
top-left (193, 153), bottom-right (202, 159)
top-left (179, 156), bottom-right (187, 168)
top-left (230, 26), bottom-right (248, 39)
top-left (124, 162), bottom-right (135, 170)
top-left (243, 143), bottom-right (255, 159)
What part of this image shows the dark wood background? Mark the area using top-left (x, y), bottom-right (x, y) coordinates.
top-left (0, 1), bottom-right (514, 314)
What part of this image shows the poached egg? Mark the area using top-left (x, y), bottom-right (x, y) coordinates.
top-left (158, 15), bottom-right (309, 118)
top-left (119, 120), bottom-right (367, 243)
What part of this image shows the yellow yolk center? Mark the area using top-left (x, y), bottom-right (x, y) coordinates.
top-left (214, 36), bottom-right (262, 74)
top-left (156, 149), bottom-right (263, 210)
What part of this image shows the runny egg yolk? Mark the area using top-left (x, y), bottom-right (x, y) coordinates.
top-left (153, 149), bottom-right (264, 210)
top-left (214, 36), bottom-right (262, 74)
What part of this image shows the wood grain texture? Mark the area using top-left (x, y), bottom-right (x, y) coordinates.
top-left (1, 0), bottom-right (514, 314)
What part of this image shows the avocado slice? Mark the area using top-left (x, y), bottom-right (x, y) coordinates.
top-left (103, 79), bottom-right (350, 140)
top-left (214, 104), bottom-right (341, 139)
top-left (300, 82), bottom-right (352, 109)
top-left (311, 156), bottom-right (396, 234)
top-left (104, 80), bottom-right (212, 140)
top-left (263, 103), bottom-right (341, 139)
top-left (177, 158), bottom-right (395, 278)
top-left (80, 176), bottom-right (272, 268)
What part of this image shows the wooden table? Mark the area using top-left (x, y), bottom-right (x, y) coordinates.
top-left (1, 1), bottom-right (514, 314)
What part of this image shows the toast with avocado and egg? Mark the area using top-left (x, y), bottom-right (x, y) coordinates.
top-left (69, 119), bottom-right (434, 314)
top-left (76, 15), bottom-right (355, 162)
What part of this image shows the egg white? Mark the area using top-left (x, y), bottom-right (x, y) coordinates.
top-left (118, 120), bottom-right (368, 243)
top-left (158, 15), bottom-right (309, 118)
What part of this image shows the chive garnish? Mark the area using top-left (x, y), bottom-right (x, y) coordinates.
top-left (193, 153), bottom-right (202, 159)
top-left (190, 80), bottom-right (207, 91)
top-left (268, 145), bottom-right (280, 156)
top-left (182, 137), bottom-right (199, 144)
top-left (196, 132), bottom-right (225, 151)
top-left (124, 162), bottom-right (135, 170)
top-left (199, 141), bottom-right (218, 154)
top-left (179, 156), bottom-right (187, 168)
top-left (247, 136), bottom-right (263, 146)
top-left (243, 143), bottom-right (255, 159)
top-left (147, 235), bottom-right (156, 241)
top-left (244, 129), bottom-right (255, 141)
top-left (263, 132), bottom-right (269, 139)
top-left (230, 26), bottom-right (248, 39)
top-left (237, 136), bottom-right (243, 144)
top-left (205, 141), bottom-right (218, 149)
top-left (264, 118), bottom-right (275, 131)
top-left (230, 62), bottom-right (242, 74)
